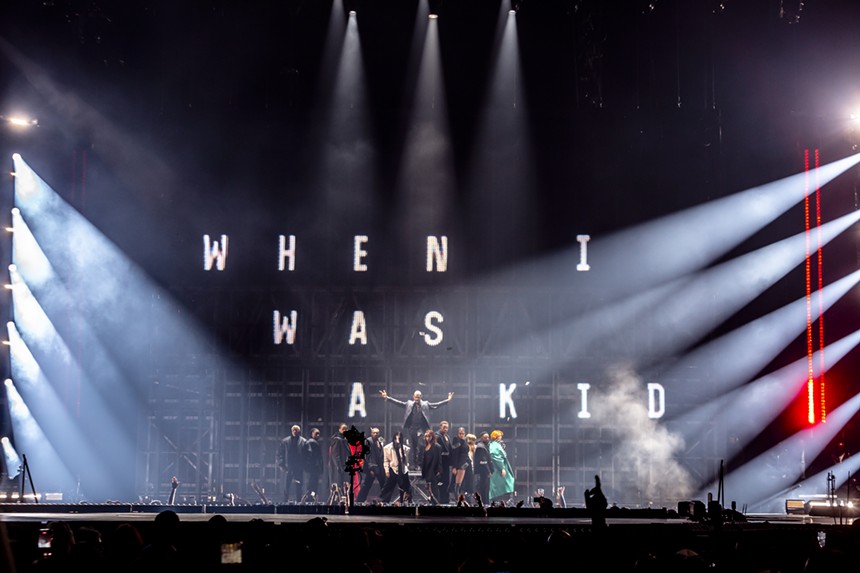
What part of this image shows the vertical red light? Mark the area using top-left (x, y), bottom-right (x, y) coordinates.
top-left (803, 148), bottom-right (826, 425)
top-left (804, 149), bottom-right (814, 425)
top-left (814, 149), bottom-right (825, 422)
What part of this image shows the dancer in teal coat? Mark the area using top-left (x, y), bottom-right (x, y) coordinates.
top-left (488, 429), bottom-right (515, 502)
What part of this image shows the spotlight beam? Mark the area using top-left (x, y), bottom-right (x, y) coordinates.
top-left (464, 152), bottom-right (860, 357)
top-left (3, 376), bottom-right (77, 495)
top-left (674, 327), bottom-right (860, 483)
top-left (11, 154), bottom-right (253, 500)
top-left (702, 391), bottom-right (860, 510)
top-left (660, 268), bottom-right (860, 404)
top-left (488, 210), bottom-right (860, 387)
top-left (794, 452), bottom-right (860, 499)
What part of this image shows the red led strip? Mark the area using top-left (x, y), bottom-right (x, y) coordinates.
top-left (803, 148), bottom-right (826, 424)
top-left (804, 149), bottom-right (814, 425)
top-left (815, 149), bottom-right (825, 422)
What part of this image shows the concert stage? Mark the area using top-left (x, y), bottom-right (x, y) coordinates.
top-left (1, 501), bottom-right (859, 572)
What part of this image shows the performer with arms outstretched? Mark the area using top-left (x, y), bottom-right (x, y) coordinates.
top-left (379, 388), bottom-right (453, 466)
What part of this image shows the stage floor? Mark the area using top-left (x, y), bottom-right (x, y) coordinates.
top-left (0, 501), bottom-right (853, 525)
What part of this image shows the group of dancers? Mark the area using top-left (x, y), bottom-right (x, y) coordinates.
top-left (276, 389), bottom-right (517, 505)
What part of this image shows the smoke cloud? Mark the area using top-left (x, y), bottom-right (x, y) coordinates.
top-left (590, 364), bottom-right (695, 505)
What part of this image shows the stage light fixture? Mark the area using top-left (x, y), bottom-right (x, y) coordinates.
top-left (0, 116), bottom-right (38, 128)
top-left (429, 14), bottom-right (438, 19)
top-left (784, 499), bottom-right (807, 514)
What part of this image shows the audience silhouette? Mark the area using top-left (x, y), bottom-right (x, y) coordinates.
top-left (13, 498), bottom-right (860, 573)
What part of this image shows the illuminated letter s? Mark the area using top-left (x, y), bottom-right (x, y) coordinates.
top-left (423, 311), bottom-right (444, 346)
